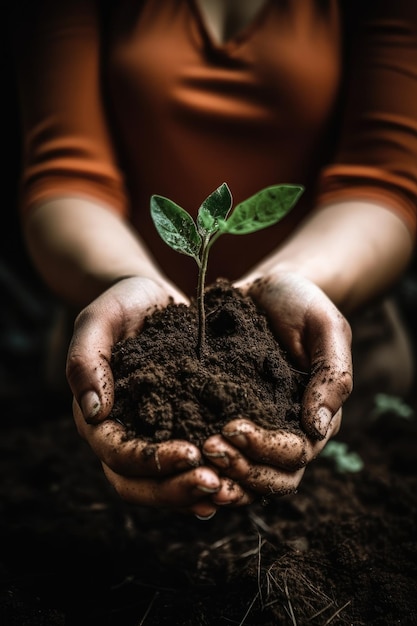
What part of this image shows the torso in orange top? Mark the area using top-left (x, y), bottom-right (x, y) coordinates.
top-left (105, 0), bottom-right (341, 292)
top-left (18, 0), bottom-right (417, 296)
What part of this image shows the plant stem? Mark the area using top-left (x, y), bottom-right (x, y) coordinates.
top-left (196, 236), bottom-right (211, 360)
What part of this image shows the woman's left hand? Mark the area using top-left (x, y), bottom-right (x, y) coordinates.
top-left (202, 271), bottom-right (353, 500)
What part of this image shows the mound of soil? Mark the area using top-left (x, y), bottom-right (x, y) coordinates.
top-left (109, 279), bottom-right (305, 446)
top-left (1, 280), bottom-right (417, 626)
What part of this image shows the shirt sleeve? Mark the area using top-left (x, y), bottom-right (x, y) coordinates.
top-left (14, 0), bottom-right (128, 217)
top-left (317, 0), bottom-right (417, 238)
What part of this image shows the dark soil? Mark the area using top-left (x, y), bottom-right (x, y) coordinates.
top-left (109, 280), bottom-right (305, 446)
top-left (1, 282), bottom-right (417, 626)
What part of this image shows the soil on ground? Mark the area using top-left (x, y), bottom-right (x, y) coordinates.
top-left (1, 281), bottom-right (417, 626)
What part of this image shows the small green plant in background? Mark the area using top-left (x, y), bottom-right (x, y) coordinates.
top-left (320, 441), bottom-right (364, 473)
top-left (320, 394), bottom-right (415, 474)
top-left (371, 393), bottom-right (414, 420)
top-left (151, 182), bottom-right (303, 358)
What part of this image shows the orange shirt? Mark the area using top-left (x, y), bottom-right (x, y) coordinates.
top-left (16, 0), bottom-right (417, 295)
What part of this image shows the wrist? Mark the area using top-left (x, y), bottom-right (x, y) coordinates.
top-left (107, 274), bottom-right (188, 306)
top-left (237, 262), bottom-right (351, 314)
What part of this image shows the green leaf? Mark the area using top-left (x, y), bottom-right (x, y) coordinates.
top-left (219, 184), bottom-right (304, 235)
top-left (320, 441), bottom-right (364, 473)
top-left (197, 182), bottom-right (233, 236)
top-left (371, 393), bottom-right (414, 420)
top-left (150, 195), bottom-right (201, 259)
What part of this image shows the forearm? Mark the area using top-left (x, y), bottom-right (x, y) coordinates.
top-left (243, 200), bottom-right (414, 315)
top-left (23, 196), bottom-right (170, 308)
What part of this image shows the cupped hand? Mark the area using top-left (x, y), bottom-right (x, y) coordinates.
top-left (67, 276), bottom-right (249, 515)
top-left (202, 271), bottom-right (353, 499)
top-left (73, 396), bottom-right (251, 516)
top-left (66, 276), bottom-right (187, 422)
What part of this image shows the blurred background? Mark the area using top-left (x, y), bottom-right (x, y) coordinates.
top-left (1, 24), bottom-right (72, 421)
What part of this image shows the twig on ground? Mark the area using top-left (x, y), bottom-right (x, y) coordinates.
top-left (283, 569), bottom-right (298, 626)
top-left (307, 602), bottom-right (338, 621)
top-left (138, 591), bottom-right (159, 626)
top-left (238, 591), bottom-right (260, 626)
top-left (257, 532), bottom-right (263, 605)
top-left (323, 600), bottom-right (351, 625)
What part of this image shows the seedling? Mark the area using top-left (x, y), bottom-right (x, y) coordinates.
top-left (371, 393), bottom-right (414, 420)
top-left (150, 182), bottom-right (303, 358)
top-left (320, 441), bottom-right (364, 473)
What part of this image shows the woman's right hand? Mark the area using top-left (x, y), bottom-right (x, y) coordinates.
top-left (67, 276), bottom-right (249, 517)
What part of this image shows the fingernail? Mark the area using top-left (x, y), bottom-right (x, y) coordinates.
top-left (204, 451), bottom-right (230, 468)
top-left (175, 456), bottom-right (201, 471)
top-left (222, 429), bottom-right (248, 448)
top-left (195, 511), bottom-right (216, 521)
top-left (80, 391), bottom-right (101, 423)
top-left (315, 407), bottom-right (332, 438)
top-left (187, 456), bottom-right (201, 468)
top-left (197, 485), bottom-right (220, 494)
top-left (184, 449), bottom-right (201, 468)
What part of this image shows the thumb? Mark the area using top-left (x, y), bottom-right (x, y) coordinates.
top-left (66, 308), bottom-right (115, 423)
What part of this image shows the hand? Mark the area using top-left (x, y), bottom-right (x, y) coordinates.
top-left (202, 271), bottom-right (353, 499)
top-left (67, 276), bottom-right (250, 516)
top-left (73, 399), bottom-right (252, 517)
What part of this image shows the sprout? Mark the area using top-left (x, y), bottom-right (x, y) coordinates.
top-left (371, 393), bottom-right (414, 420)
top-left (151, 182), bottom-right (304, 358)
top-left (320, 441), bottom-right (364, 473)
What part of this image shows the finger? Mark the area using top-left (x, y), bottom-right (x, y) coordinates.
top-left (66, 304), bottom-right (118, 423)
top-left (190, 483), bottom-right (254, 518)
top-left (303, 312), bottom-right (353, 439)
top-left (190, 503), bottom-right (218, 520)
top-left (74, 399), bottom-right (202, 476)
top-left (203, 412), bottom-right (341, 495)
top-left (211, 478), bottom-right (254, 507)
top-left (215, 411), bottom-right (341, 470)
top-left (102, 463), bottom-right (221, 508)
top-left (204, 420), bottom-right (308, 471)
top-left (182, 480), bottom-right (252, 520)
top-left (204, 438), bottom-right (305, 496)
top-left (304, 407), bottom-right (343, 460)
